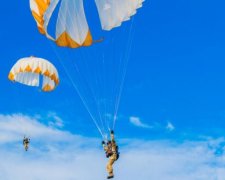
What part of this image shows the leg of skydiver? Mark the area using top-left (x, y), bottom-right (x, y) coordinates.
top-left (106, 154), bottom-right (117, 179)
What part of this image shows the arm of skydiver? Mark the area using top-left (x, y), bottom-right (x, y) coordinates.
top-left (102, 141), bottom-right (108, 151)
top-left (110, 130), bottom-right (115, 142)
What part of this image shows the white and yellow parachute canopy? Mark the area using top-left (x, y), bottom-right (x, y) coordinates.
top-left (29, 0), bottom-right (144, 48)
top-left (8, 56), bottom-right (59, 92)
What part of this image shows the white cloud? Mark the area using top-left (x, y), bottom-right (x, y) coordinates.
top-left (129, 116), bottom-right (152, 128)
top-left (47, 112), bottom-right (64, 128)
top-left (117, 139), bottom-right (225, 180)
top-left (166, 121), bottom-right (175, 131)
top-left (0, 114), bottom-right (84, 144)
top-left (0, 114), bottom-right (225, 180)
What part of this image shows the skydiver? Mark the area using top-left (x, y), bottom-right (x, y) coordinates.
top-left (23, 136), bottom-right (30, 151)
top-left (102, 130), bottom-right (120, 179)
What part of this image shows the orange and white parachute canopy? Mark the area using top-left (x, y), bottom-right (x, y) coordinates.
top-left (29, 0), bottom-right (144, 48)
top-left (8, 57), bottom-right (59, 92)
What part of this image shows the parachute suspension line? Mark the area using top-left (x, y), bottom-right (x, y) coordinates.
top-left (49, 43), bottom-right (104, 138)
top-left (108, 36), bottom-right (118, 130)
top-left (54, 9), bottom-right (106, 138)
top-left (108, 28), bottom-right (127, 129)
top-left (19, 113), bottom-right (26, 138)
top-left (87, 51), bottom-right (109, 135)
top-left (66, 7), bottom-right (108, 137)
top-left (95, 52), bottom-right (108, 134)
top-left (94, 52), bottom-right (107, 132)
top-left (15, 85), bottom-right (28, 138)
top-left (70, 3), bottom-right (111, 136)
top-left (113, 18), bottom-right (136, 129)
top-left (97, 52), bottom-right (106, 131)
top-left (101, 53), bottom-right (110, 132)
top-left (71, 50), bottom-right (108, 137)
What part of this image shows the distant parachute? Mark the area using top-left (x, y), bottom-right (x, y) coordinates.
top-left (29, 0), bottom-right (144, 48)
top-left (8, 56), bottom-right (59, 92)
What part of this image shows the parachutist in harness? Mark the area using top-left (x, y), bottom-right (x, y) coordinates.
top-left (23, 137), bottom-right (30, 151)
top-left (102, 130), bottom-right (120, 179)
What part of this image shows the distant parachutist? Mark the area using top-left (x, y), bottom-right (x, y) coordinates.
top-left (23, 136), bottom-right (30, 151)
top-left (102, 130), bottom-right (120, 179)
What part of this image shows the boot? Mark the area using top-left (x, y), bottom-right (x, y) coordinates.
top-left (107, 175), bottom-right (114, 179)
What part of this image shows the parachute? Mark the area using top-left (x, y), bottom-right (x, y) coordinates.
top-left (8, 56), bottom-right (59, 92)
top-left (29, 0), bottom-right (144, 48)
top-left (29, 0), bottom-right (144, 138)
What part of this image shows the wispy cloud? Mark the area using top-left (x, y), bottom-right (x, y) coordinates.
top-left (129, 116), bottom-right (152, 129)
top-left (0, 114), bottom-right (225, 180)
top-left (47, 112), bottom-right (64, 128)
top-left (166, 121), bottom-right (175, 131)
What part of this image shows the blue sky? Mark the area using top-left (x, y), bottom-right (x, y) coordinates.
top-left (0, 0), bottom-right (225, 179)
top-left (0, 0), bottom-right (224, 140)
top-left (1, 0), bottom-right (225, 139)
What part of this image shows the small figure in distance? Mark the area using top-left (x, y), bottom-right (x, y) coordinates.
top-left (23, 136), bottom-right (30, 151)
